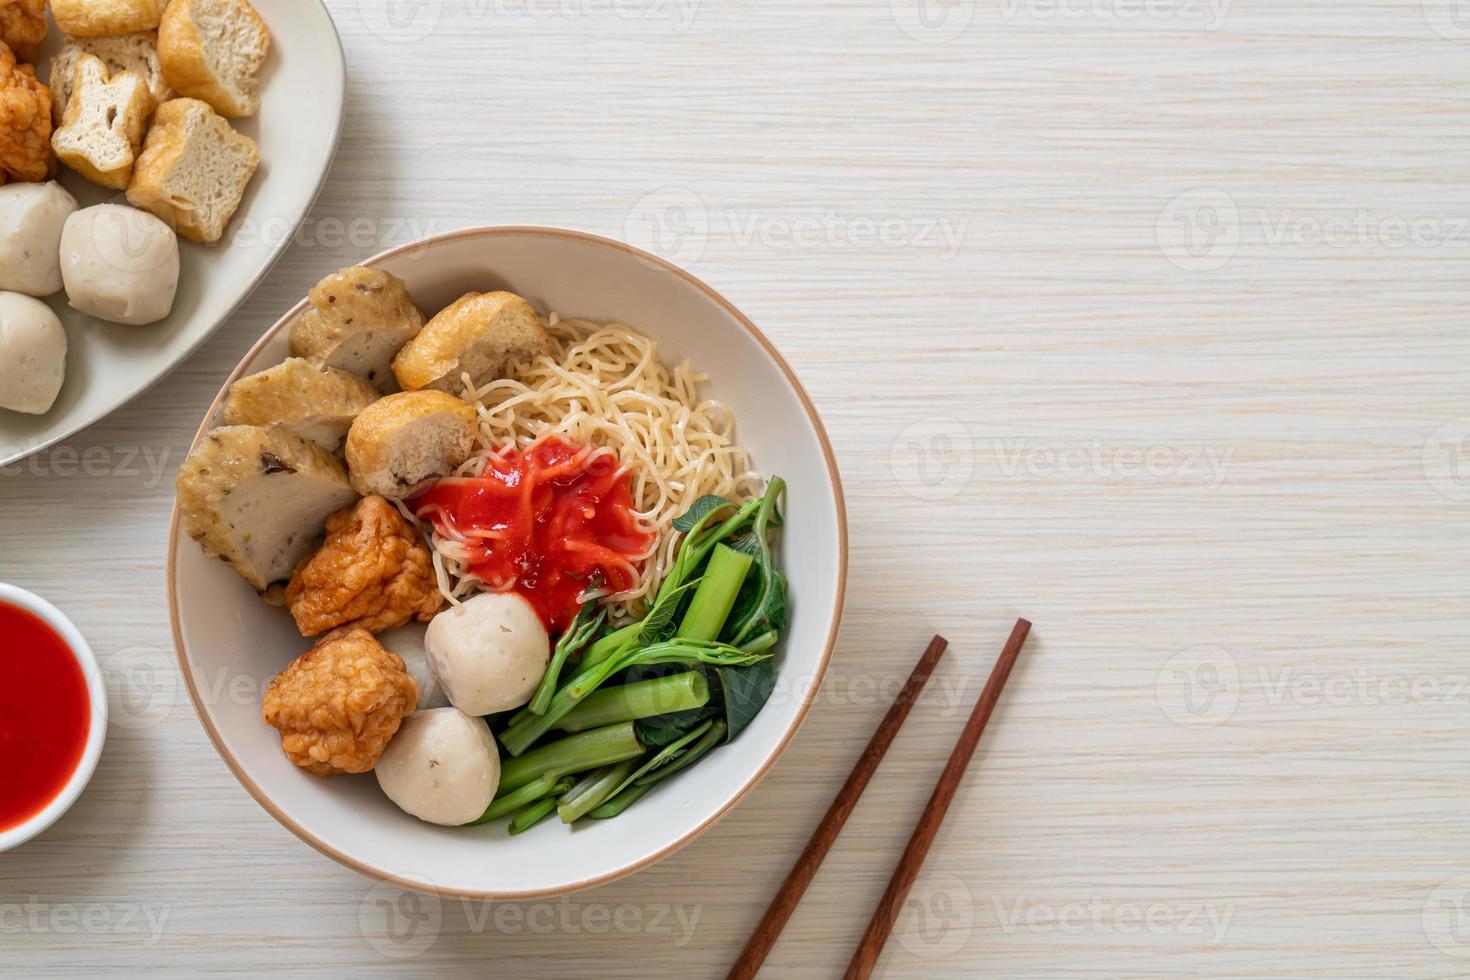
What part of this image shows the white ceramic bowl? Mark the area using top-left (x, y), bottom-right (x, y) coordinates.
top-left (0, 584), bottom-right (108, 853)
top-left (168, 227), bottom-right (847, 898)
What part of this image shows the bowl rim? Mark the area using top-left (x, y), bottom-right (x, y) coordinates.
top-left (166, 225), bottom-right (849, 899)
top-left (0, 583), bottom-right (109, 853)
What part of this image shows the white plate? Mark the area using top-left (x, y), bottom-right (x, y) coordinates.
top-left (0, 0), bottom-right (345, 466)
top-left (169, 227), bottom-right (848, 898)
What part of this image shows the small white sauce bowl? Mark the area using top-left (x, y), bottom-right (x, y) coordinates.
top-left (0, 583), bottom-right (108, 853)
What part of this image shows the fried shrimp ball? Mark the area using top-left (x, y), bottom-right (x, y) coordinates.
top-left (262, 628), bottom-right (418, 776)
top-left (0, 42), bottom-right (51, 182)
top-left (0, 0), bottom-right (45, 63)
top-left (286, 495), bottom-right (443, 637)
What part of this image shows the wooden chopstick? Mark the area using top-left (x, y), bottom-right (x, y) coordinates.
top-left (726, 635), bottom-right (950, 980)
top-left (843, 618), bottom-right (1032, 980)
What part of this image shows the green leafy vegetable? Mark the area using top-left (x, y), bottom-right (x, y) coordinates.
top-left (634, 579), bottom-right (700, 646)
top-left (601, 720), bottom-right (714, 803)
top-left (676, 544), bottom-right (753, 642)
top-left (499, 641), bottom-right (769, 757)
top-left (557, 671), bottom-right (709, 733)
top-left (591, 721), bottom-right (728, 819)
top-left (672, 495), bottom-right (736, 533)
top-left (558, 760), bottom-right (637, 824)
top-left (587, 782), bottom-right (654, 819)
top-left (528, 596), bottom-right (605, 716)
top-left (635, 720), bottom-right (725, 785)
top-left (509, 797), bottom-right (559, 835)
top-left (497, 722), bottom-right (644, 794)
top-left (724, 478), bottom-right (787, 646)
top-left (711, 659), bottom-right (777, 742)
top-left (474, 479), bottom-right (790, 831)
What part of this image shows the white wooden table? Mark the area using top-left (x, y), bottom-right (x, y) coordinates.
top-left (5, 1), bottom-right (1470, 975)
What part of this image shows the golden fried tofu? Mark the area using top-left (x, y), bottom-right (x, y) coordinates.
top-left (286, 495), bottom-right (443, 638)
top-left (0, 42), bottom-right (52, 183)
top-left (262, 628), bottom-right (418, 776)
top-left (0, 0), bottom-right (45, 62)
top-left (220, 356), bottom-right (379, 452)
top-left (391, 291), bottom-right (551, 394)
top-left (176, 425), bottom-right (357, 592)
top-left (50, 0), bottom-right (166, 37)
top-left (289, 267), bottom-right (425, 393)
top-left (50, 53), bottom-right (154, 190)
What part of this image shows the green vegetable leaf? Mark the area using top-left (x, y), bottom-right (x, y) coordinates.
top-left (595, 720), bottom-right (729, 822)
top-left (636, 702), bottom-right (719, 746)
top-left (723, 478), bottom-right (786, 646)
top-left (528, 592), bottom-right (606, 716)
top-left (634, 720), bottom-right (726, 786)
top-left (635, 578), bottom-right (700, 646)
top-left (604, 720), bottom-right (714, 802)
top-left (712, 659), bottom-right (777, 742)
top-left (673, 496), bottom-right (735, 533)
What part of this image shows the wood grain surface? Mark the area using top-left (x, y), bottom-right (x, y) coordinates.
top-left (4, 0), bottom-right (1470, 976)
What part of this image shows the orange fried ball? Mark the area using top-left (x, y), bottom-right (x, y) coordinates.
top-left (286, 495), bottom-right (444, 637)
top-left (262, 628), bottom-right (418, 776)
top-left (0, 41), bottom-right (50, 182)
top-left (0, 1), bottom-right (44, 63)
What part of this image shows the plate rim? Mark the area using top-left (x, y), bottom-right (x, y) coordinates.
top-left (166, 225), bottom-right (850, 900)
top-left (0, 0), bottom-right (347, 468)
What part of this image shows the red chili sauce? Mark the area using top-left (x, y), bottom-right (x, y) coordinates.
top-left (412, 437), bottom-right (655, 633)
top-left (0, 602), bottom-right (90, 832)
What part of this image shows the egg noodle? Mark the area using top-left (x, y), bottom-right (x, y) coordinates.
top-left (412, 315), bottom-right (762, 624)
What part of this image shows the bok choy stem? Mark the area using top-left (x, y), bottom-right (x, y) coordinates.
top-left (528, 602), bottom-right (605, 716)
top-left (557, 759), bottom-right (637, 824)
top-left (499, 642), bottom-right (769, 758)
top-left (470, 774), bottom-right (573, 825)
top-left (509, 797), bottom-right (560, 835)
top-left (497, 722), bottom-right (644, 794)
top-left (676, 544), bottom-right (753, 641)
top-left (556, 671), bottom-right (709, 733)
